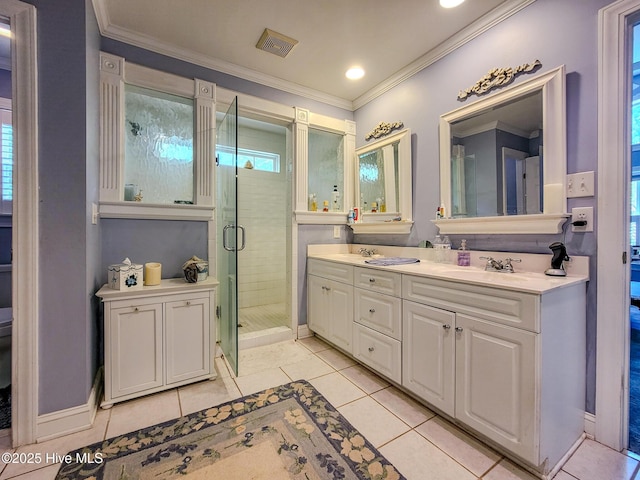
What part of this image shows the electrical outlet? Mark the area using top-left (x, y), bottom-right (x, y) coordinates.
top-left (566, 171), bottom-right (595, 198)
top-left (571, 206), bottom-right (593, 232)
top-left (91, 203), bottom-right (99, 225)
top-left (333, 225), bottom-right (340, 239)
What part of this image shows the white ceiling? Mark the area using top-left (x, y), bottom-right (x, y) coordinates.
top-left (93, 1), bottom-right (533, 110)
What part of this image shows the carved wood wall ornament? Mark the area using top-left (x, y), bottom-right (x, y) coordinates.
top-left (365, 121), bottom-right (404, 141)
top-left (457, 60), bottom-right (542, 101)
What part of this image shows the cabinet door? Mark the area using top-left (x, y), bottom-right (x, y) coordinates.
top-left (165, 296), bottom-right (211, 384)
top-left (110, 302), bottom-right (163, 398)
top-left (402, 300), bottom-right (455, 417)
top-left (455, 313), bottom-right (537, 464)
top-left (327, 280), bottom-right (354, 353)
top-left (308, 275), bottom-right (330, 338)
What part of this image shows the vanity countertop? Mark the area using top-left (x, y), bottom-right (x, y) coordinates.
top-left (307, 245), bottom-right (589, 295)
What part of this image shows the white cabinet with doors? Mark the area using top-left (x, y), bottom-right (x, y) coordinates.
top-left (402, 274), bottom-right (585, 471)
top-left (307, 259), bottom-right (353, 353)
top-left (306, 255), bottom-right (587, 476)
top-left (97, 278), bottom-right (218, 408)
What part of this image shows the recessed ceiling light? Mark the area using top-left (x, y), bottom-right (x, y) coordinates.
top-left (346, 67), bottom-right (365, 80)
top-left (440, 0), bottom-right (465, 8)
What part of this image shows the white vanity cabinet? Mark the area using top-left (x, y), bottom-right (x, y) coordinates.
top-left (96, 278), bottom-right (218, 408)
top-left (402, 274), bottom-right (586, 470)
top-left (307, 259), bottom-right (354, 353)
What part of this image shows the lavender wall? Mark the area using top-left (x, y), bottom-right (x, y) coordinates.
top-left (353, 0), bottom-right (610, 414)
top-left (24, 0), bottom-right (102, 414)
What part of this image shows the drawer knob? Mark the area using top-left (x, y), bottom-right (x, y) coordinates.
top-left (186, 301), bottom-right (191, 306)
top-left (368, 346), bottom-right (375, 352)
top-left (455, 327), bottom-right (463, 333)
top-left (134, 307), bottom-right (139, 312)
top-left (369, 278), bottom-right (376, 283)
top-left (443, 324), bottom-right (451, 330)
top-left (369, 308), bottom-right (376, 313)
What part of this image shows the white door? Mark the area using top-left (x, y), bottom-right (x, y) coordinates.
top-left (110, 303), bottom-right (163, 398)
top-left (307, 275), bottom-right (330, 338)
top-left (165, 296), bottom-right (210, 384)
top-left (402, 300), bottom-right (455, 417)
top-left (455, 313), bottom-right (538, 464)
top-left (328, 280), bottom-right (353, 352)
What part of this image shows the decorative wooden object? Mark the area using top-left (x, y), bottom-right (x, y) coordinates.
top-left (458, 60), bottom-right (542, 100)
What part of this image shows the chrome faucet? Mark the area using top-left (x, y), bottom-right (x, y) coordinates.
top-left (358, 247), bottom-right (377, 257)
top-left (479, 256), bottom-right (521, 273)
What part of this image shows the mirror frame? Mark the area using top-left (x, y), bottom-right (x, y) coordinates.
top-left (351, 128), bottom-right (413, 234)
top-left (436, 65), bottom-right (568, 234)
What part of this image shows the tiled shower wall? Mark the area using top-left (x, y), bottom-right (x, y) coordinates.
top-left (236, 125), bottom-right (289, 310)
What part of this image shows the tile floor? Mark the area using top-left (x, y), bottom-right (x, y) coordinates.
top-left (0, 338), bottom-right (639, 480)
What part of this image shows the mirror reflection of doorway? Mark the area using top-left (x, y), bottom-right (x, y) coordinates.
top-left (502, 147), bottom-right (541, 216)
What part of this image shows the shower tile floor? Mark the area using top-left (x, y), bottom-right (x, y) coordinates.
top-left (1, 338), bottom-right (639, 479)
top-left (238, 302), bottom-right (288, 334)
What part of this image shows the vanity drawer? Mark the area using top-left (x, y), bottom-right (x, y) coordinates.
top-left (353, 323), bottom-right (401, 384)
top-left (354, 266), bottom-right (402, 296)
top-left (308, 259), bottom-right (354, 284)
top-left (402, 275), bottom-right (539, 333)
top-left (354, 288), bottom-right (402, 340)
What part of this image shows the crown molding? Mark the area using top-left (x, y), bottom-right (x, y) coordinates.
top-left (92, 0), bottom-right (534, 112)
top-left (352, 0), bottom-right (536, 110)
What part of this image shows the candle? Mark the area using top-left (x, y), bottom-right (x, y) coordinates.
top-left (144, 262), bottom-right (162, 286)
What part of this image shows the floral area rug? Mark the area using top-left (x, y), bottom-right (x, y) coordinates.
top-left (55, 380), bottom-right (406, 480)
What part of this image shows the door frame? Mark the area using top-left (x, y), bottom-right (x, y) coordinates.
top-left (1, 0), bottom-right (39, 447)
top-left (596, 0), bottom-right (640, 451)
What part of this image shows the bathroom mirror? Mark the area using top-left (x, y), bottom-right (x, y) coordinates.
top-left (437, 65), bottom-right (568, 234)
top-left (352, 128), bottom-right (413, 234)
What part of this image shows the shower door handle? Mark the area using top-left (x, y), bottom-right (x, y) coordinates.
top-left (223, 224), bottom-right (246, 252)
top-left (237, 225), bottom-right (246, 251)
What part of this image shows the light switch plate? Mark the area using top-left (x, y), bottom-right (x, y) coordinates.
top-left (333, 225), bottom-right (340, 239)
top-left (571, 206), bottom-right (593, 232)
top-left (566, 171), bottom-right (595, 198)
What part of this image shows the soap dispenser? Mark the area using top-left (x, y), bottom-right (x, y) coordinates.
top-left (457, 239), bottom-right (470, 266)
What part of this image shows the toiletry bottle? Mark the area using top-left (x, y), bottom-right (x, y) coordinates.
top-left (380, 196), bottom-right (386, 213)
top-left (347, 208), bottom-right (355, 224)
top-left (371, 201), bottom-right (378, 213)
top-left (457, 239), bottom-right (470, 266)
top-left (332, 185), bottom-right (340, 211)
top-left (436, 206), bottom-right (441, 219)
top-left (322, 200), bottom-right (329, 212)
top-left (439, 201), bottom-right (446, 219)
top-left (310, 193), bottom-right (317, 212)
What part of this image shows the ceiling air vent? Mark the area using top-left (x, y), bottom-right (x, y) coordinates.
top-left (256, 28), bottom-right (298, 58)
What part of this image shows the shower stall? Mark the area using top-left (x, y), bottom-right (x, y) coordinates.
top-left (219, 115), bottom-right (292, 349)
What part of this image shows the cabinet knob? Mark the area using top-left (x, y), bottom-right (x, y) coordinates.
top-left (443, 324), bottom-right (451, 330)
top-left (186, 301), bottom-right (191, 306)
top-left (455, 327), bottom-right (463, 333)
top-left (368, 346), bottom-right (375, 352)
top-left (133, 307), bottom-right (139, 312)
top-left (369, 308), bottom-right (376, 313)
top-left (369, 278), bottom-right (376, 283)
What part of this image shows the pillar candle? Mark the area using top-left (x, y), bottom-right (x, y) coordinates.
top-left (144, 262), bottom-right (162, 286)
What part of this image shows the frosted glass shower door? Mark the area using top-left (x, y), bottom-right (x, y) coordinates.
top-left (216, 97), bottom-right (239, 376)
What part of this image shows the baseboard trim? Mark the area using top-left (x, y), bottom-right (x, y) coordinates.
top-left (297, 324), bottom-right (312, 339)
top-left (584, 412), bottom-right (595, 439)
top-left (36, 368), bottom-right (103, 443)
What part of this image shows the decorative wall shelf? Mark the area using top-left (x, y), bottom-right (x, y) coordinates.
top-left (349, 221), bottom-right (414, 235)
top-left (432, 213), bottom-right (569, 235)
top-left (99, 202), bottom-right (214, 221)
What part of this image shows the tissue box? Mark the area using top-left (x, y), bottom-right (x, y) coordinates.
top-left (108, 261), bottom-right (143, 290)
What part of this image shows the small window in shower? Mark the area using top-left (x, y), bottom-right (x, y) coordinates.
top-left (124, 84), bottom-right (194, 204)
